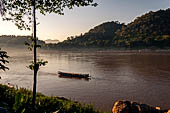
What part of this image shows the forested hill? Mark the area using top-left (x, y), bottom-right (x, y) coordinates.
top-left (56, 21), bottom-right (125, 47)
top-left (51, 8), bottom-right (170, 49)
top-left (114, 9), bottom-right (170, 48)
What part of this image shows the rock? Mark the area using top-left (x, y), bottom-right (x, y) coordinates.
top-left (112, 100), bottom-right (166, 113)
top-left (0, 107), bottom-right (8, 113)
top-left (112, 101), bottom-right (136, 113)
top-left (156, 107), bottom-right (161, 110)
top-left (167, 110), bottom-right (170, 113)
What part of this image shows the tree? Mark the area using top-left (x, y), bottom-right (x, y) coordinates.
top-left (0, 0), bottom-right (97, 107)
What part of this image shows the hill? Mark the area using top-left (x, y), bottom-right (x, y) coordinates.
top-left (55, 21), bottom-right (124, 48)
top-left (114, 9), bottom-right (170, 48)
top-left (1, 9), bottom-right (170, 49)
top-left (49, 8), bottom-right (170, 49)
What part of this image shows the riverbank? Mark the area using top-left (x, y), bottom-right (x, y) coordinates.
top-left (1, 83), bottom-right (170, 113)
top-left (112, 100), bottom-right (170, 113)
top-left (2, 46), bottom-right (170, 54)
top-left (39, 47), bottom-right (170, 54)
top-left (0, 84), bottom-right (106, 113)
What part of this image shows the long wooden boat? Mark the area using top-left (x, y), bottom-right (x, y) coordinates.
top-left (58, 71), bottom-right (90, 78)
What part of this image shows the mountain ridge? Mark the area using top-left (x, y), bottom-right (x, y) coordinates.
top-left (53, 8), bottom-right (170, 49)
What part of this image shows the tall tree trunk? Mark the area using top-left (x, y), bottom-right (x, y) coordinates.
top-left (32, 0), bottom-right (37, 107)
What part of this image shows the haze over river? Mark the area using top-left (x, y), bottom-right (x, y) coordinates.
top-left (1, 48), bottom-right (170, 111)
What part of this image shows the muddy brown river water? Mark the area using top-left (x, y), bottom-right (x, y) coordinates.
top-left (1, 48), bottom-right (170, 112)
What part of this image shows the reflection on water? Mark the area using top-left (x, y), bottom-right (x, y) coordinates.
top-left (1, 48), bottom-right (170, 112)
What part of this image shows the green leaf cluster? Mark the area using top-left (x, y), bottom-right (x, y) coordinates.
top-left (27, 59), bottom-right (48, 70)
top-left (0, 48), bottom-right (9, 71)
top-left (1, 0), bottom-right (97, 30)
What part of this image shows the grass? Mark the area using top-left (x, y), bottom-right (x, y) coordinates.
top-left (0, 84), bottom-right (110, 113)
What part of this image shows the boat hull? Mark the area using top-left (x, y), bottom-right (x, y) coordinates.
top-left (58, 71), bottom-right (90, 78)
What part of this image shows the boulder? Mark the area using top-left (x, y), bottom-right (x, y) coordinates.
top-left (112, 100), bottom-right (166, 113)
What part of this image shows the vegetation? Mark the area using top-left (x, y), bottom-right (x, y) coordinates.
top-left (45, 8), bottom-right (170, 49)
top-left (114, 9), bottom-right (170, 48)
top-left (0, 84), bottom-right (105, 113)
top-left (0, 48), bottom-right (9, 71)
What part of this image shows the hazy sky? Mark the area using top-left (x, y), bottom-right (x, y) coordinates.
top-left (0, 0), bottom-right (170, 41)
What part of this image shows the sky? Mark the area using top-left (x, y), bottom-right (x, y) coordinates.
top-left (0, 0), bottom-right (170, 41)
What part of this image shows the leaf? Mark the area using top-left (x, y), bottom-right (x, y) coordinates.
top-left (0, 50), bottom-right (9, 71)
top-left (1, 0), bottom-right (96, 30)
top-left (21, 108), bottom-right (26, 113)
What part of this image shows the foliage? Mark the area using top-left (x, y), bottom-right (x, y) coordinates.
top-left (114, 9), bottom-right (170, 48)
top-left (0, 48), bottom-right (9, 71)
top-left (24, 35), bottom-right (48, 71)
top-left (27, 59), bottom-right (48, 70)
top-left (0, 84), bottom-right (104, 113)
top-left (1, 0), bottom-right (97, 30)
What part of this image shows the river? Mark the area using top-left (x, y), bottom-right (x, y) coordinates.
top-left (1, 48), bottom-right (170, 112)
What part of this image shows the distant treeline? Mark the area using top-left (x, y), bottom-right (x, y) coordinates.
top-left (0, 35), bottom-right (45, 48)
top-left (1, 9), bottom-right (170, 50)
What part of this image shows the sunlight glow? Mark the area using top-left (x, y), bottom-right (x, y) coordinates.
top-left (0, 0), bottom-right (170, 41)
